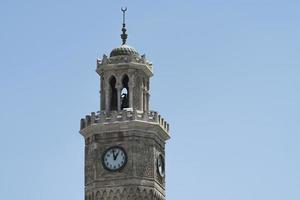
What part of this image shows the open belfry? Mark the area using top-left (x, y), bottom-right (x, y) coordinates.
top-left (79, 8), bottom-right (170, 200)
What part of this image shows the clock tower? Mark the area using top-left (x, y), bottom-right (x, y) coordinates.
top-left (79, 9), bottom-right (170, 200)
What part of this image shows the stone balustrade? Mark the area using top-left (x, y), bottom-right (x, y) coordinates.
top-left (80, 110), bottom-right (169, 133)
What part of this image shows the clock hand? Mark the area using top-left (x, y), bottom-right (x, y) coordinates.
top-left (114, 151), bottom-right (120, 160)
top-left (112, 150), bottom-right (116, 160)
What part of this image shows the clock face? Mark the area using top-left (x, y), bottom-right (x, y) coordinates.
top-left (157, 154), bottom-right (165, 177)
top-left (102, 146), bottom-right (127, 172)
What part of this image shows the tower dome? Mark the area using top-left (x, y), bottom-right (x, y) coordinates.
top-left (108, 7), bottom-right (140, 58)
top-left (109, 44), bottom-right (139, 57)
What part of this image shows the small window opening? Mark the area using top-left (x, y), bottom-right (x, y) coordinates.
top-left (109, 76), bottom-right (117, 111)
top-left (121, 75), bottom-right (129, 110)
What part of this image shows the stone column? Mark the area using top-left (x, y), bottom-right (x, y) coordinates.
top-left (143, 91), bottom-right (146, 111)
top-left (105, 85), bottom-right (110, 112)
top-left (140, 86), bottom-right (144, 111)
top-left (146, 80), bottom-right (150, 111)
top-left (146, 92), bottom-right (150, 111)
top-left (116, 86), bottom-right (122, 111)
top-left (100, 76), bottom-right (103, 111)
top-left (129, 85), bottom-right (134, 108)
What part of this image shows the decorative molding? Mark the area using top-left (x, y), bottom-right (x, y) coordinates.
top-left (88, 186), bottom-right (165, 200)
top-left (134, 141), bottom-right (154, 178)
top-left (97, 55), bottom-right (152, 67)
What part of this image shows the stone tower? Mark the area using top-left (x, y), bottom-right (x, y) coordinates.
top-left (79, 9), bottom-right (170, 200)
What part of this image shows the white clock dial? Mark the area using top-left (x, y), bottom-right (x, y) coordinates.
top-left (102, 146), bottom-right (127, 171)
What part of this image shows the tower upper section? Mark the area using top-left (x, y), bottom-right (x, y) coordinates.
top-left (80, 8), bottom-right (170, 137)
top-left (96, 8), bottom-right (153, 113)
top-left (96, 48), bottom-right (153, 113)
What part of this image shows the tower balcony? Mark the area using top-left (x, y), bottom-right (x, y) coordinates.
top-left (80, 110), bottom-right (170, 138)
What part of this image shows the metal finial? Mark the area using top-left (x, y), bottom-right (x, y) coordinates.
top-left (121, 7), bottom-right (128, 45)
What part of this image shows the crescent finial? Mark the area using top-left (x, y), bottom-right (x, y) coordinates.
top-left (120, 7), bottom-right (128, 45)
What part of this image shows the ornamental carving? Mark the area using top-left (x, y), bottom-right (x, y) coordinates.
top-left (97, 54), bottom-right (153, 66)
top-left (134, 141), bottom-right (154, 178)
top-left (91, 186), bottom-right (164, 200)
top-left (85, 143), bottom-right (97, 184)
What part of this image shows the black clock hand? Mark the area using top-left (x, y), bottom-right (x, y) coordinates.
top-left (114, 151), bottom-right (120, 160)
top-left (112, 150), bottom-right (116, 160)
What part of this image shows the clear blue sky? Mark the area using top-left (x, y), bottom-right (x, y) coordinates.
top-left (0, 0), bottom-right (299, 199)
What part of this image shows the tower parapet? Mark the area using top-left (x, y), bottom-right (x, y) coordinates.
top-left (80, 110), bottom-right (170, 134)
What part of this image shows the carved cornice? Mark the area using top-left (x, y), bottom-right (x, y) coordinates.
top-left (96, 55), bottom-right (153, 78)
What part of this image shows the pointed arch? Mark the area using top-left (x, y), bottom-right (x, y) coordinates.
top-left (95, 191), bottom-right (100, 200)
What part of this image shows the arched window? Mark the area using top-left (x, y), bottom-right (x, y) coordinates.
top-left (109, 76), bottom-right (117, 111)
top-left (121, 74), bottom-right (129, 109)
top-left (95, 191), bottom-right (100, 200)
